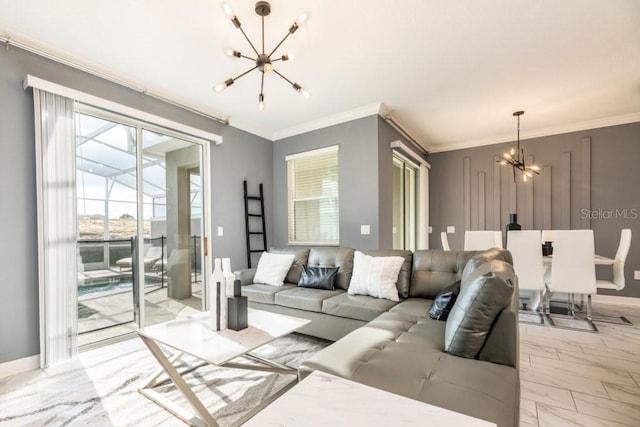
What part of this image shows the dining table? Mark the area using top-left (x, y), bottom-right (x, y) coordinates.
top-left (542, 254), bottom-right (615, 265)
top-left (525, 253), bottom-right (615, 312)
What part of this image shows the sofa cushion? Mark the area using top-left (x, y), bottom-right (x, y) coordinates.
top-left (270, 247), bottom-right (310, 284)
top-left (298, 266), bottom-right (339, 290)
top-left (360, 250), bottom-right (413, 298)
top-left (275, 287), bottom-right (344, 312)
top-left (322, 293), bottom-right (398, 322)
top-left (254, 252), bottom-right (295, 287)
top-left (348, 251), bottom-right (405, 302)
top-left (241, 284), bottom-right (295, 304)
top-left (308, 247), bottom-right (355, 290)
top-left (445, 259), bottom-right (516, 359)
top-left (410, 250), bottom-right (476, 299)
top-left (300, 311), bottom-right (518, 427)
top-left (389, 298), bottom-right (433, 317)
top-left (417, 355), bottom-right (519, 427)
top-left (461, 248), bottom-right (513, 282)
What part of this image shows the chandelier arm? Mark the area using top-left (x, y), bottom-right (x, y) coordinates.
top-left (268, 31), bottom-right (293, 58)
top-left (237, 26), bottom-right (260, 56)
top-left (232, 66), bottom-right (259, 82)
top-left (240, 54), bottom-right (256, 61)
top-left (272, 69), bottom-right (295, 86)
top-left (260, 71), bottom-right (265, 94)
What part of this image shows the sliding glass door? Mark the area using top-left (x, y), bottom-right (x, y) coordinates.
top-left (75, 108), bottom-right (207, 347)
top-left (392, 155), bottom-right (418, 251)
top-left (141, 129), bottom-right (204, 327)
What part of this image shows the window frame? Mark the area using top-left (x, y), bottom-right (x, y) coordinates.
top-left (286, 145), bottom-right (340, 246)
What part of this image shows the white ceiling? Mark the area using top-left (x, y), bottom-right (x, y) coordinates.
top-left (1, 0), bottom-right (639, 152)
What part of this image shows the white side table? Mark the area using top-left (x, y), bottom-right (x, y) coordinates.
top-left (244, 370), bottom-right (497, 426)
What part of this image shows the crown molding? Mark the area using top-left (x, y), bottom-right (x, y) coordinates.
top-left (427, 112), bottom-right (640, 153)
top-left (272, 102), bottom-right (385, 141)
top-left (0, 31), bottom-right (229, 127)
top-left (225, 117), bottom-right (273, 141)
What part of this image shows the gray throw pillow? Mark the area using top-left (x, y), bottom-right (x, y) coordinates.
top-left (445, 260), bottom-right (515, 359)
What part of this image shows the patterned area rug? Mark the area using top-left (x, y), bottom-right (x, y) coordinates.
top-left (0, 333), bottom-right (330, 426)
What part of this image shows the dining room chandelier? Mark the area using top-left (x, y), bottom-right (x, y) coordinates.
top-left (214, 1), bottom-right (310, 111)
top-left (497, 111), bottom-right (541, 182)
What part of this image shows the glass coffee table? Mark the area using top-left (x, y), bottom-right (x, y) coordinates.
top-left (137, 308), bottom-right (310, 427)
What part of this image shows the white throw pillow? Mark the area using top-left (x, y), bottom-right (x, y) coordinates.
top-left (253, 252), bottom-right (296, 287)
top-left (347, 251), bottom-right (404, 302)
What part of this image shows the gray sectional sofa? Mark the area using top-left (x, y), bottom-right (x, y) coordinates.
top-left (235, 247), bottom-right (520, 427)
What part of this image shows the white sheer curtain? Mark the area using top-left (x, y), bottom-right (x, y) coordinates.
top-left (33, 89), bottom-right (78, 368)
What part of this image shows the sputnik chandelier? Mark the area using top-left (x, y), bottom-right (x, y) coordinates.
top-left (214, 1), bottom-right (310, 111)
top-left (497, 111), bottom-right (541, 182)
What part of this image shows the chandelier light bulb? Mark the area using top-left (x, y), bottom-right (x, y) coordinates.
top-left (297, 12), bottom-right (309, 26)
top-left (263, 63), bottom-right (274, 74)
top-left (258, 93), bottom-right (265, 111)
top-left (226, 49), bottom-right (241, 58)
top-left (300, 88), bottom-right (311, 98)
top-left (214, 78), bottom-right (234, 92)
top-left (223, 3), bottom-right (234, 18)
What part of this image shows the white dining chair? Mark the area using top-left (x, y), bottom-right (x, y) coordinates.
top-left (507, 230), bottom-right (545, 324)
top-left (546, 230), bottom-right (598, 332)
top-left (440, 232), bottom-right (451, 251)
top-left (595, 229), bottom-right (632, 324)
top-left (464, 230), bottom-right (503, 250)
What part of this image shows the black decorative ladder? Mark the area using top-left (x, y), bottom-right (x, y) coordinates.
top-left (243, 180), bottom-right (267, 268)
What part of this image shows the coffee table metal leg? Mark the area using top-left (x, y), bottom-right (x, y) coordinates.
top-left (138, 335), bottom-right (219, 427)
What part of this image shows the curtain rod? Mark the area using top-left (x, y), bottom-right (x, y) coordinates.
top-left (2, 35), bottom-right (229, 126)
top-left (383, 114), bottom-right (430, 156)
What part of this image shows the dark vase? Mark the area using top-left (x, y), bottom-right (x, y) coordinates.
top-left (504, 213), bottom-right (521, 247)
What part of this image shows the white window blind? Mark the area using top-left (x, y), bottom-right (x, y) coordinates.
top-left (287, 146), bottom-right (339, 245)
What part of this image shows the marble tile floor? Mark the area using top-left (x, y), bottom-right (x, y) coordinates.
top-left (519, 302), bottom-right (640, 427)
top-left (1, 301), bottom-right (639, 427)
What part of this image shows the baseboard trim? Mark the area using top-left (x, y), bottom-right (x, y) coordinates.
top-left (0, 354), bottom-right (40, 379)
top-left (592, 294), bottom-right (640, 307)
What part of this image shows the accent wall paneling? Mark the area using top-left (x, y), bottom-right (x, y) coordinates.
top-left (429, 122), bottom-right (640, 297)
top-left (451, 137), bottom-right (594, 237)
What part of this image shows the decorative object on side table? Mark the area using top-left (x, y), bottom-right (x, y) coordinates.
top-left (504, 213), bottom-right (521, 247)
top-left (210, 258), bottom-right (228, 331)
top-left (228, 279), bottom-right (249, 331)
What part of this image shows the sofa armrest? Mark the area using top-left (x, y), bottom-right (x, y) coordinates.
top-left (235, 268), bottom-right (257, 285)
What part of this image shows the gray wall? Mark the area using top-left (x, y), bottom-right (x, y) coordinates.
top-left (0, 45), bottom-right (271, 363)
top-left (272, 115), bottom-right (426, 250)
top-left (429, 122), bottom-right (640, 297)
top-left (211, 126), bottom-right (273, 268)
top-left (376, 116), bottom-right (428, 249)
top-left (273, 116), bottom-right (380, 249)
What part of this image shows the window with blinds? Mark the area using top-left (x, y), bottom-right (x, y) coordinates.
top-left (286, 145), bottom-right (339, 245)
